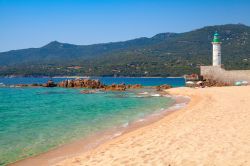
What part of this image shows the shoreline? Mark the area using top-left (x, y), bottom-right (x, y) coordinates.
top-left (55, 86), bottom-right (250, 165)
top-left (9, 93), bottom-right (189, 166)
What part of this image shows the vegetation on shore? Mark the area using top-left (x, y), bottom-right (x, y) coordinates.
top-left (0, 24), bottom-right (250, 77)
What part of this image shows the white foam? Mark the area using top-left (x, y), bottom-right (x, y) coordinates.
top-left (136, 119), bottom-right (145, 122)
top-left (0, 83), bottom-right (5, 87)
top-left (150, 94), bottom-right (161, 97)
top-left (113, 132), bottom-right (122, 137)
top-left (152, 113), bottom-right (161, 116)
top-left (163, 94), bottom-right (171, 97)
top-left (138, 92), bottom-right (149, 95)
top-left (122, 122), bottom-right (129, 128)
top-left (172, 95), bottom-right (191, 100)
top-left (168, 103), bottom-right (187, 110)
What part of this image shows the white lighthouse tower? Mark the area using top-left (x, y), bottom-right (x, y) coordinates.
top-left (212, 32), bottom-right (222, 66)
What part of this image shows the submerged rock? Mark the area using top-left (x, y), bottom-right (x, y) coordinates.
top-left (15, 84), bottom-right (29, 87)
top-left (80, 89), bottom-right (98, 94)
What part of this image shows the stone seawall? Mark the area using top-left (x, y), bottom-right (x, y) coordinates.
top-left (200, 66), bottom-right (250, 84)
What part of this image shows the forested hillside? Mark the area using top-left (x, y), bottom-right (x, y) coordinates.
top-left (1, 24), bottom-right (250, 77)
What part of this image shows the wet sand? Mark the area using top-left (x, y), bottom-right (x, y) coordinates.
top-left (55, 86), bottom-right (250, 166)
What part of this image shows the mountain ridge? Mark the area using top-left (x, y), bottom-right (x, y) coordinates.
top-left (1, 24), bottom-right (250, 77)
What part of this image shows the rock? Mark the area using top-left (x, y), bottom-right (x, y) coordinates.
top-left (42, 80), bottom-right (57, 87)
top-left (16, 84), bottom-right (29, 87)
top-left (203, 79), bottom-right (230, 87)
top-left (127, 84), bottom-right (142, 89)
top-left (57, 79), bottom-right (104, 89)
top-left (104, 83), bottom-right (126, 91)
top-left (57, 79), bottom-right (141, 91)
top-left (80, 90), bottom-right (98, 94)
top-left (31, 83), bottom-right (42, 87)
top-left (156, 84), bottom-right (172, 91)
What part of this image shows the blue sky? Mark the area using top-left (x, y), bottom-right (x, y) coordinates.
top-left (0, 0), bottom-right (250, 52)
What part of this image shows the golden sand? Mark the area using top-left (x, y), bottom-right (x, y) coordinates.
top-left (55, 86), bottom-right (250, 166)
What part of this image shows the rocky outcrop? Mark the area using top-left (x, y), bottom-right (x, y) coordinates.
top-left (31, 83), bottom-right (43, 87)
top-left (104, 83), bottom-right (127, 91)
top-left (80, 89), bottom-right (99, 94)
top-left (16, 84), bottom-right (29, 87)
top-left (186, 79), bottom-right (231, 88)
top-left (58, 79), bottom-right (104, 88)
top-left (156, 84), bottom-right (172, 91)
top-left (103, 83), bottom-right (143, 91)
top-left (202, 79), bottom-right (230, 87)
top-left (42, 80), bottom-right (57, 87)
top-left (13, 79), bottom-right (143, 91)
top-left (126, 84), bottom-right (142, 89)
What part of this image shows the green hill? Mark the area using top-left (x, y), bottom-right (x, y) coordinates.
top-left (1, 24), bottom-right (250, 77)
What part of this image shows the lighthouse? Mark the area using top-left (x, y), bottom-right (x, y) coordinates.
top-left (212, 32), bottom-right (222, 66)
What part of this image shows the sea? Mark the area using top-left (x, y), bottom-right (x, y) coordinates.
top-left (0, 77), bottom-right (185, 165)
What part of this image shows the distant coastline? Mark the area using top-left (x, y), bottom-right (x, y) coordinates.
top-left (1, 75), bottom-right (184, 79)
top-left (0, 77), bottom-right (186, 88)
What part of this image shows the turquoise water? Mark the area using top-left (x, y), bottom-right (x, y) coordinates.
top-left (0, 87), bottom-right (174, 165)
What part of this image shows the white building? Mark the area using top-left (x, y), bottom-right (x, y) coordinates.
top-left (200, 32), bottom-right (250, 84)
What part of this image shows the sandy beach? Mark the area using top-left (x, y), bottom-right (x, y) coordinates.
top-left (54, 86), bottom-right (250, 166)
